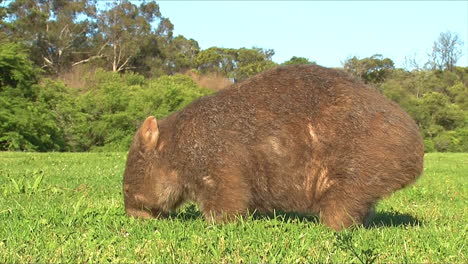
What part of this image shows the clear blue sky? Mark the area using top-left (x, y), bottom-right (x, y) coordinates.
top-left (157, 1), bottom-right (468, 68)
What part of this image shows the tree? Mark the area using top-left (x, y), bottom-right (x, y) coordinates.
top-left (428, 31), bottom-right (464, 72)
top-left (403, 53), bottom-right (424, 71)
top-left (163, 35), bottom-right (200, 74)
top-left (343, 54), bottom-right (394, 84)
top-left (195, 47), bottom-right (276, 82)
top-left (418, 92), bottom-right (465, 133)
top-left (282, 56), bottom-right (316, 65)
top-left (3, 0), bottom-right (180, 75)
top-left (196, 47), bottom-right (236, 77)
top-left (0, 1), bottom-right (9, 39)
top-left (96, 0), bottom-right (172, 72)
top-left (4, 0), bottom-right (98, 75)
top-left (234, 47), bottom-right (276, 81)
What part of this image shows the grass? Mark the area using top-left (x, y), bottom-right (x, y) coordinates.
top-left (0, 152), bottom-right (466, 263)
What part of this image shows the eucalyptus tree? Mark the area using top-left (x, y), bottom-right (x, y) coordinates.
top-left (343, 54), bottom-right (395, 84)
top-left (96, 0), bottom-right (173, 73)
top-left (196, 47), bottom-right (276, 82)
top-left (4, 0), bottom-right (97, 75)
top-left (282, 56), bottom-right (316, 65)
top-left (428, 31), bottom-right (464, 72)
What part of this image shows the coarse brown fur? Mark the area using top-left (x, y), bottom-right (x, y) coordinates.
top-left (122, 64), bottom-right (424, 230)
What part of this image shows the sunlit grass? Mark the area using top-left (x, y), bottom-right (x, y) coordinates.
top-left (0, 152), bottom-right (466, 262)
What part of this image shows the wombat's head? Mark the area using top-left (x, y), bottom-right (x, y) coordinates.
top-left (123, 116), bottom-right (183, 219)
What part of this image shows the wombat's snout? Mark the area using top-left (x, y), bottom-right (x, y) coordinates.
top-left (123, 184), bottom-right (169, 219)
top-left (125, 207), bottom-right (153, 219)
top-left (125, 207), bottom-right (168, 219)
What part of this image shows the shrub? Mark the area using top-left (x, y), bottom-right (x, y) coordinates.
top-left (424, 139), bottom-right (436, 153)
top-left (78, 71), bottom-right (212, 151)
top-left (0, 42), bottom-right (67, 151)
top-left (433, 128), bottom-right (468, 152)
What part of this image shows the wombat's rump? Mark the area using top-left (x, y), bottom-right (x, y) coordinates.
top-left (123, 65), bottom-right (424, 230)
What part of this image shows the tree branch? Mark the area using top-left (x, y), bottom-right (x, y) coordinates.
top-left (72, 54), bottom-right (106, 67)
top-left (72, 41), bottom-right (109, 67)
top-left (116, 56), bottom-right (131, 72)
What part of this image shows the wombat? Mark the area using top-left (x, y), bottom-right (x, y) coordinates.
top-left (123, 65), bottom-right (424, 230)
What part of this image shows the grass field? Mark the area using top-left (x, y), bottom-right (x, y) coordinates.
top-left (0, 152), bottom-right (466, 263)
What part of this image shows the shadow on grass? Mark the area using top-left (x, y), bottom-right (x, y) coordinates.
top-left (368, 211), bottom-right (423, 228)
top-left (170, 204), bottom-right (203, 221)
top-left (170, 204), bottom-right (422, 228)
top-left (250, 211), bottom-right (319, 223)
top-left (170, 205), bottom-right (319, 223)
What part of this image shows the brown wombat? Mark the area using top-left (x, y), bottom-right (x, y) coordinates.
top-left (123, 65), bottom-right (424, 230)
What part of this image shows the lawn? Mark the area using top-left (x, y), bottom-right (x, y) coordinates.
top-left (0, 152), bottom-right (466, 263)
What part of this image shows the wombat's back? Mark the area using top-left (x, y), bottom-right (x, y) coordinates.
top-left (174, 64), bottom-right (423, 172)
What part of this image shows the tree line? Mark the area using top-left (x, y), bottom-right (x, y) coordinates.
top-left (0, 0), bottom-right (280, 80)
top-left (0, 0), bottom-right (466, 152)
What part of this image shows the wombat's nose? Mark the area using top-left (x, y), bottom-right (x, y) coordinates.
top-left (125, 207), bottom-right (153, 219)
top-left (125, 205), bottom-right (168, 219)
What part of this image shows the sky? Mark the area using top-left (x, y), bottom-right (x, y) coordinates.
top-left (157, 1), bottom-right (468, 69)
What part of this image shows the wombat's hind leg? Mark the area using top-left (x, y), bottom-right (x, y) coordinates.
top-left (319, 190), bottom-right (374, 231)
top-left (363, 203), bottom-right (376, 227)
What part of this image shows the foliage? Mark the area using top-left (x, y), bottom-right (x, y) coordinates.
top-left (378, 67), bottom-right (468, 152)
top-left (341, 53), bottom-right (467, 153)
top-left (234, 48), bottom-right (277, 81)
top-left (0, 41), bottom-right (65, 151)
top-left (2, 0), bottom-right (191, 77)
top-left (282, 56), bottom-right (316, 65)
top-left (428, 31), bottom-right (464, 72)
top-left (432, 128), bottom-right (468, 152)
top-left (0, 152), bottom-right (466, 262)
top-left (196, 47), bottom-right (236, 77)
top-left (0, 40), bottom-right (212, 151)
top-left (162, 35), bottom-right (200, 75)
top-left (4, 0), bottom-right (97, 75)
top-left (35, 78), bottom-right (86, 151)
top-left (344, 54), bottom-right (395, 84)
top-left (77, 70), bottom-right (212, 151)
top-left (1, 1), bottom-right (467, 152)
top-left (417, 92), bottom-right (465, 131)
top-left (96, 0), bottom-right (171, 73)
top-left (1, 43), bottom-right (467, 152)
top-left (447, 80), bottom-right (468, 110)
top-left (0, 41), bottom-right (41, 96)
top-left (196, 47), bottom-right (277, 82)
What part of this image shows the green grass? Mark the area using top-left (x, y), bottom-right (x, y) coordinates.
top-left (0, 152), bottom-right (466, 263)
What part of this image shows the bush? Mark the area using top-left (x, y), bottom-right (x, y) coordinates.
top-left (2, 43), bottom-right (467, 153)
top-left (433, 128), bottom-right (468, 152)
top-left (424, 139), bottom-right (436, 153)
top-left (0, 42), bottom-right (67, 151)
top-left (452, 128), bottom-right (468, 152)
top-left (0, 42), bottom-right (41, 97)
top-left (0, 91), bottom-right (62, 151)
top-left (78, 71), bottom-right (212, 151)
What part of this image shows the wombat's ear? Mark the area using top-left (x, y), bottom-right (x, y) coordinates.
top-left (140, 116), bottom-right (159, 151)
